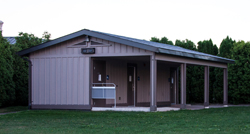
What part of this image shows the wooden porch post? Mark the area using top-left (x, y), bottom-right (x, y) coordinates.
top-left (223, 68), bottom-right (228, 105)
top-left (204, 66), bottom-right (209, 107)
top-left (180, 63), bottom-right (186, 109)
top-left (176, 67), bottom-right (179, 104)
top-left (150, 55), bottom-right (157, 111)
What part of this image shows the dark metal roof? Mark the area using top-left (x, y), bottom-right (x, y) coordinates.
top-left (17, 29), bottom-right (235, 64)
top-left (4, 37), bottom-right (16, 44)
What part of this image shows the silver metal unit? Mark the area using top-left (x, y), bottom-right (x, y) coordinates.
top-left (92, 83), bottom-right (116, 108)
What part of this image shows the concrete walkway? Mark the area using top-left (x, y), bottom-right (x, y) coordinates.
top-left (171, 104), bottom-right (250, 110)
top-left (92, 107), bottom-right (180, 112)
top-left (0, 111), bottom-right (18, 115)
top-left (92, 104), bottom-right (250, 112)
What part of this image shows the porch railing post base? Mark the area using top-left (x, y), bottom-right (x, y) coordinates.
top-left (150, 106), bottom-right (157, 111)
top-left (204, 102), bottom-right (209, 107)
top-left (180, 104), bottom-right (186, 109)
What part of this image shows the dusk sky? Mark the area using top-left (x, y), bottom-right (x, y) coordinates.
top-left (1, 0), bottom-right (249, 47)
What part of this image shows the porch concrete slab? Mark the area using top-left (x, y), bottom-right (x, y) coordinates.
top-left (92, 107), bottom-right (150, 112)
top-left (92, 107), bottom-right (180, 112)
top-left (156, 107), bottom-right (180, 112)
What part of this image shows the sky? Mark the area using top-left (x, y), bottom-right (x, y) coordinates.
top-left (0, 0), bottom-right (249, 47)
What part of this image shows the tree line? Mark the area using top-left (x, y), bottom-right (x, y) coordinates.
top-left (151, 36), bottom-right (250, 104)
top-left (0, 31), bottom-right (50, 107)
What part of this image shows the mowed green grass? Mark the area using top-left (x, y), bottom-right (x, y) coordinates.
top-left (0, 106), bottom-right (27, 114)
top-left (0, 107), bottom-right (250, 134)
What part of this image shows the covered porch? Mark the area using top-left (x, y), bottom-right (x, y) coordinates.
top-left (90, 53), bottom-right (229, 111)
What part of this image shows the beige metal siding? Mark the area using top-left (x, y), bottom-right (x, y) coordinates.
top-left (105, 59), bottom-right (127, 104)
top-left (30, 36), bottom-right (152, 106)
top-left (104, 59), bottom-right (170, 104)
top-left (137, 61), bottom-right (150, 103)
top-left (31, 57), bottom-right (89, 105)
top-left (157, 63), bottom-right (170, 102)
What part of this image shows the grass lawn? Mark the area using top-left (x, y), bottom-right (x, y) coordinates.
top-left (0, 107), bottom-right (250, 134)
top-left (0, 106), bottom-right (27, 114)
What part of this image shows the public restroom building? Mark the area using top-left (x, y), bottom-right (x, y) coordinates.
top-left (17, 29), bottom-right (234, 111)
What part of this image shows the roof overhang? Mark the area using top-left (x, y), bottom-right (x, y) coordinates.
top-left (158, 48), bottom-right (235, 64)
top-left (17, 29), bottom-right (158, 56)
top-left (17, 29), bottom-right (235, 64)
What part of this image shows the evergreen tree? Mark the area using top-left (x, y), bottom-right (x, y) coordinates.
top-left (0, 31), bottom-right (15, 107)
top-left (213, 36), bottom-right (235, 103)
top-left (175, 39), bottom-right (198, 103)
top-left (197, 39), bottom-right (218, 103)
top-left (12, 32), bottom-right (50, 106)
top-left (151, 37), bottom-right (173, 45)
top-left (228, 41), bottom-right (250, 104)
top-left (160, 37), bottom-right (173, 45)
top-left (150, 37), bottom-right (160, 42)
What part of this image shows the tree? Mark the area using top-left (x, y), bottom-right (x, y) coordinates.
top-left (175, 39), bottom-right (198, 103)
top-left (219, 36), bottom-right (235, 58)
top-left (150, 37), bottom-right (160, 42)
top-left (175, 39), bottom-right (196, 50)
top-left (228, 41), bottom-right (250, 104)
top-left (150, 37), bottom-right (173, 45)
top-left (213, 36), bottom-right (235, 103)
top-left (160, 37), bottom-right (173, 45)
top-left (0, 31), bottom-right (15, 107)
top-left (12, 32), bottom-right (50, 106)
top-left (197, 39), bottom-right (218, 103)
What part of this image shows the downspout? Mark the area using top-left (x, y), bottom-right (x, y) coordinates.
top-left (22, 57), bottom-right (32, 109)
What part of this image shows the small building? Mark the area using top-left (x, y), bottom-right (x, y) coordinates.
top-left (17, 29), bottom-right (234, 111)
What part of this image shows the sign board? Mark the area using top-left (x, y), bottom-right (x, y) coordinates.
top-left (81, 48), bottom-right (95, 54)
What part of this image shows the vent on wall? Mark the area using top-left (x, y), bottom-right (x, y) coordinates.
top-left (91, 41), bottom-right (102, 45)
top-left (74, 41), bottom-right (87, 46)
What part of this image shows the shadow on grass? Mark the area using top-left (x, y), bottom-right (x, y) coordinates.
top-left (0, 106), bottom-right (28, 113)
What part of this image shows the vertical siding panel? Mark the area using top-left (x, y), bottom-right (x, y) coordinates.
top-left (62, 42), bottom-right (67, 55)
top-left (103, 46), bottom-right (108, 53)
top-left (72, 57), bottom-right (78, 104)
top-left (83, 57), bottom-right (90, 105)
top-left (115, 43), bottom-right (120, 53)
top-left (55, 44), bottom-right (59, 55)
top-left (61, 58), bottom-right (67, 104)
top-left (56, 58), bottom-right (61, 104)
top-left (134, 47), bottom-right (139, 53)
top-left (109, 44), bottom-right (115, 53)
top-left (78, 57), bottom-right (84, 104)
top-left (33, 59), bottom-right (39, 104)
top-left (50, 45), bottom-right (56, 55)
top-left (156, 64), bottom-right (170, 102)
top-left (31, 58), bottom-right (34, 104)
top-left (50, 58), bottom-right (56, 104)
top-left (45, 47), bottom-right (50, 55)
top-left (123, 61), bottom-right (127, 104)
top-left (95, 47), bottom-right (102, 54)
top-left (166, 67), bottom-right (170, 101)
top-left (127, 46), bottom-right (133, 53)
top-left (121, 44), bottom-right (126, 54)
top-left (45, 58), bottom-right (50, 104)
top-left (67, 58), bottom-right (72, 104)
top-left (39, 58), bottom-right (45, 104)
top-left (73, 48), bottom-right (77, 55)
top-left (137, 63), bottom-right (142, 103)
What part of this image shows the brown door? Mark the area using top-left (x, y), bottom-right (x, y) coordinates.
top-left (170, 68), bottom-right (176, 104)
top-left (93, 60), bottom-right (106, 107)
top-left (127, 65), bottom-right (136, 106)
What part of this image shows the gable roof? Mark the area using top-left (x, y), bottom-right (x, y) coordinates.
top-left (17, 29), bottom-right (234, 64)
top-left (4, 37), bottom-right (16, 44)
